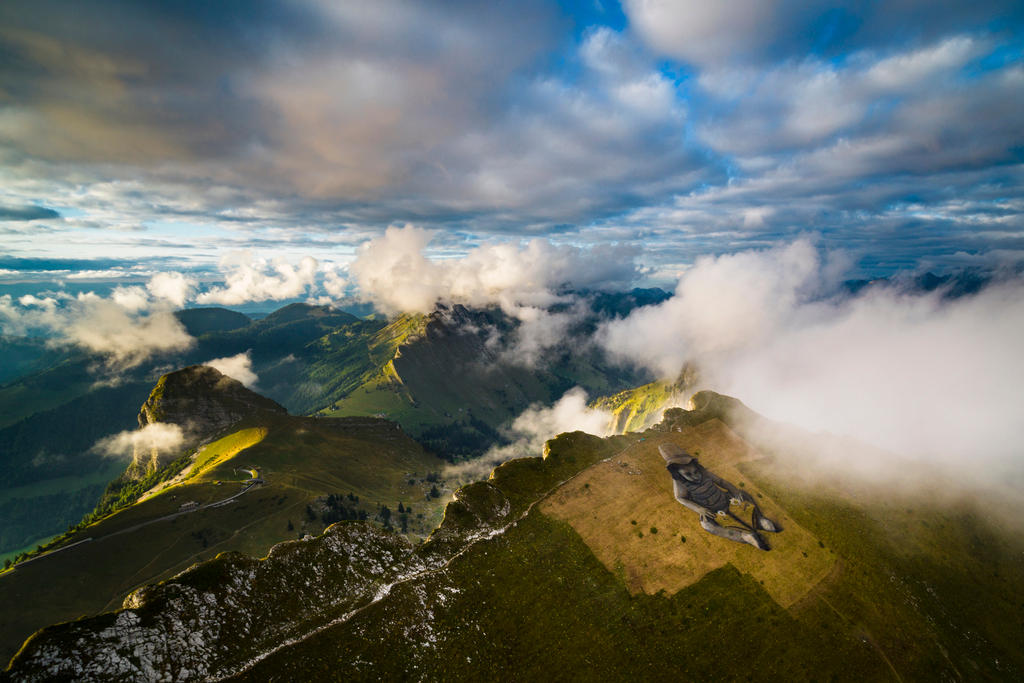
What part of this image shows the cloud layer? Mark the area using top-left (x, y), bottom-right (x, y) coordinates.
top-left (0, 1), bottom-right (1019, 274)
top-left (204, 351), bottom-right (258, 388)
top-left (350, 224), bottom-right (640, 315)
top-left (600, 240), bottom-right (1024, 477)
top-left (0, 279), bottom-right (195, 368)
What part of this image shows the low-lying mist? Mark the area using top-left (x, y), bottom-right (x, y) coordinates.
top-left (599, 240), bottom-right (1024, 490)
top-left (444, 388), bottom-right (613, 483)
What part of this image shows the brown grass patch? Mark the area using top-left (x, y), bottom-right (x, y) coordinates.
top-left (541, 419), bottom-right (834, 607)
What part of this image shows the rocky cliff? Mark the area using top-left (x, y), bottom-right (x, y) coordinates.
top-left (130, 365), bottom-right (286, 474)
top-left (138, 365), bottom-right (286, 435)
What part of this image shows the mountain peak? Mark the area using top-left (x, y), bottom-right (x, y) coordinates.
top-left (138, 365), bottom-right (286, 436)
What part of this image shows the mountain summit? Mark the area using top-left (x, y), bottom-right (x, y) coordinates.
top-left (138, 365), bottom-right (286, 437)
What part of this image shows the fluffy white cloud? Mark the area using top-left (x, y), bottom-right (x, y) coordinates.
top-left (624, 0), bottom-right (781, 66)
top-left (350, 224), bottom-right (640, 315)
top-left (110, 285), bottom-right (150, 313)
top-left (696, 36), bottom-right (991, 155)
top-left (623, 0), bottom-right (1012, 67)
top-left (204, 351), bottom-right (258, 388)
top-left (599, 239), bottom-right (827, 376)
top-left (197, 252), bottom-right (319, 305)
top-left (147, 272), bottom-right (197, 308)
top-left (93, 422), bottom-right (185, 460)
top-left (600, 240), bottom-right (1024, 479)
top-left (0, 290), bottom-right (194, 368)
top-left (350, 224), bottom-right (639, 365)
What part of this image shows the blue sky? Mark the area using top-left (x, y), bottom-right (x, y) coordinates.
top-left (1, 0), bottom-right (1023, 293)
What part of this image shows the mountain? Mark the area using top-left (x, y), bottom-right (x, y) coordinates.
top-left (0, 305), bottom-right (381, 560)
top-left (173, 307), bottom-right (252, 336)
top-left (0, 368), bottom-right (451, 664)
top-left (0, 296), bottom-right (655, 568)
top-left (6, 392), bottom-right (1021, 680)
top-left (320, 303), bottom-right (648, 457)
top-left (137, 365), bottom-right (286, 442)
top-left (591, 365), bottom-right (699, 433)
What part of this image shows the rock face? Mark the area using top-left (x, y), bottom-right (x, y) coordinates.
top-left (130, 365), bottom-right (286, 473)
top-left (6, 524), bottom-right (417, 682)
top-left (138, 365), bottom-right (286, 436)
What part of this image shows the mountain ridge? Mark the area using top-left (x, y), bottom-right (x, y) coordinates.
top-left (7, 393), bottom-right (1021, 680)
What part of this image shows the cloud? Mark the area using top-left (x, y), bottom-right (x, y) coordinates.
top-left (196, 252), bottom-right (318, 305)
top-left (350, 224), bottom-right (640, 315)
top-left (694, 35), bottom-right (1002, 158)
top-left (92, 423), bottom-right (185, 460)
top-left (349, 224), bottom-right (640, 365)
top-left (147, 272), bottom-right (197, 308)
top-left (204, 351), bottom-right (258, 388)
top-left (600, 240), bottom-right (1024, 483)
top-left (0, 290), bottom-right (194, 368)
top-left (0, 204), bottom-right (60, 221)
top-left (445, 387), bottom-right (613, 482)
top-left (623, 0), bottom-right (1022, 67)
top-left (0, 1), bottom-right (1020, 285)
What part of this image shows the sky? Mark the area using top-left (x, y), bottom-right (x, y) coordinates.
top-left (1, 1), bottom-right (1023, 487)
top-left (0, 0), bottom-right (1022, 294)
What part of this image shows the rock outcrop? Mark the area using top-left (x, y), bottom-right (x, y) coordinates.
top-left (138, 365), bottom-right (286, 435)
top-left (130, 365), bottom-right (286, 473)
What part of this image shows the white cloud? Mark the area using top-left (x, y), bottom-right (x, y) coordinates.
top-left (350, 224), bottom-right (640, 316)
top-left (445, 387), bottom-right (613, 482)
top-left (197, 252), bottom-right (319, 305)
top-left (624, 0), bottom-right (780, 66)
top-left (110, 285), bottom-right (150, 313)
top-left (0, 290), bottom-right (194, 368)
top-left (320, 263), bottom-right (349, 299)
top-left (92, 422), bottom-right (185, 460)
top-left (204, 350), bottom-right (258, 388)
top-left (600, 240), bottom-right (1024, 482)
top-left (147, 271), bottom-right (197, 308)
top-left (599, 239), bottom-right (826, 376)
top-left (349, 224), bottom-right (640, 365)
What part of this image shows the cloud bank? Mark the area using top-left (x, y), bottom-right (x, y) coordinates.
top-left (0, 275), bottom-right (195, 367)
top-left (196, 253), bottom-right (318, 306)
top-left (600, 240), bottom-right (1024, 478)
top-left (5, 1), bottom-right (1018, 274)
top-left (350, 224), bottom-right (640, 315)
top-left (349, 225), bottom-right (640, 365)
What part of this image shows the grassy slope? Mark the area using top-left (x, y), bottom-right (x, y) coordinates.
top-left (323, 312), bottom-right (646, 457)
top-left (240, 423), bottom-right (1024, 681)
top-left (541, 422), bottom-right (832, 607)
top-left (0, 414), bottom-right (450, 664)
top-left (7, 418), bottom-right (1023, 680)
top-left (591, 379), bottom-right (683, 433)
top-left (0, 305), bottom-right (381, 558)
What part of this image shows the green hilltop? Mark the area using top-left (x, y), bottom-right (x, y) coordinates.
top-left (6, 393), bottom-right (1022, 681)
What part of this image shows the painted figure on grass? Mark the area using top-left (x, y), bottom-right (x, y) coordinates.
top-left (660, 443), bottom-right (781, 550)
